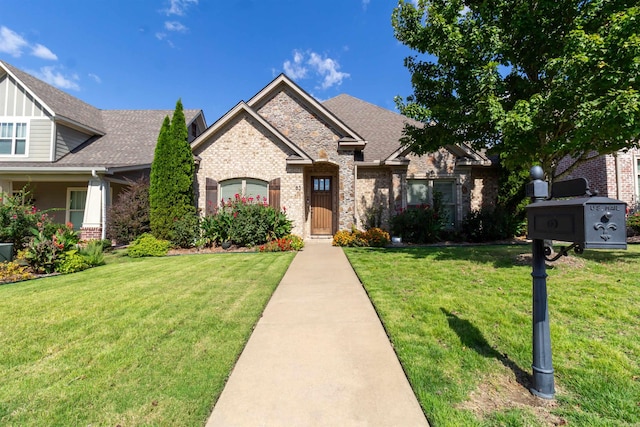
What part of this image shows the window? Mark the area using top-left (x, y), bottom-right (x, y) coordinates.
top-left (67, 189), bottom-right (87, 231)
top-left (313, 178), bottom-right (331, 192)
top-left (0, 122), bottom-right (27, 155)
top-left (636, 157), bottom-right (640, 207)
top-left (433, 181), bottom-right (456, 229)
top-left (407, 179), bottom-right (457, 228)
top-left (220, 178), bottom-right (268, 202)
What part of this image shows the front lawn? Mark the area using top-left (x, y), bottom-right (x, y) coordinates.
top-left (0, 252), bottom-right (295, 426)
top-left (345, 245), bottom-right (640, 426)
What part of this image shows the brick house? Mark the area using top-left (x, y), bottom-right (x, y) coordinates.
top-left (1, 60), bottom-right (501, 240)
top-left (558, 149), bottom-right (640, 212)
top-left (192, 74), bottom-right (498, 237)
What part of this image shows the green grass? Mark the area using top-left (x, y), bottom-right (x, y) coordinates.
top-left (0, 252), bottom-right (295, 426)
top-left (344, 245), bottom-right (640, 427)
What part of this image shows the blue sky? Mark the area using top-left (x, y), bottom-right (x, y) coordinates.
top-left (1, 0), bottom-right (418, 124)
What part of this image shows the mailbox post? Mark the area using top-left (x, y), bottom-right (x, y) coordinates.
top-left (525, 167), bottom-right (627, 400)
top-left (526, 166), bottom-right (555, 399)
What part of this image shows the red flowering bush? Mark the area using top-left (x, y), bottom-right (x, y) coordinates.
top-left (258, 234), bottom-right (304, 252)
top-left (24, 221), bottom-right (80, 274)
top-left (0, 189), bottom-right (41, 256)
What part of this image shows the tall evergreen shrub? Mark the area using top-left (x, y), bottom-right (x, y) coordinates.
top-left (149, 99), bottom-right (196, 241)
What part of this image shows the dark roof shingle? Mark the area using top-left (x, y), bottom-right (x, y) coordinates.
top-left (322, 94), bottom-right (421, 162)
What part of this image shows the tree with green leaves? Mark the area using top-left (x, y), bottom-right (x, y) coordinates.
top-left (392, 0), bottom-right (639, 181)
top-left (149, 99), bottom-right (196, 241)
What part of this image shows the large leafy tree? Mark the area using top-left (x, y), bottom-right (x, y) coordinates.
top-left (392, 0), bottom-right (640, 181)
top-left (149, 99), bottom-right (196, 240)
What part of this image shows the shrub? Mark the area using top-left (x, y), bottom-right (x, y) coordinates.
top-left (127, 233), bottom-right (171, 258)
top-left (0, 261), bottom-right (34, 284)
top-left (286, 234), bottom-right (305, 251)
top-left (390, 206), bottom-right (444, 244)
top-left (0, 189), bottom-right (41, 256)
top-left (24, 222), bottom-right (80, 274)
top-left (79, 240), bottom-right (105, 267)
top-left (171, 213), bottom-right (200, 248)
top-left (56, 250), bottom-right (90, 274)
top-left (106, 178), bottom-right (150, 245)
top-left (628, 212), bottom-right (640, 235)
top-left (332, 229), bottom-right (367, 247)
top-left (461, 206), bottom-right (524, 243)
top-left (258, 234), bottom-right (305, 252)
top-left (362, 227), bottom-right (391, 247)
top-left (149, 100), bottom-right (196, 240)
top-left (203, 195), bottom-right (292, 247)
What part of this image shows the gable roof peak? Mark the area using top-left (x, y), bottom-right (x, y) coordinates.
top-left (0, 60), bottom-right (105, 134)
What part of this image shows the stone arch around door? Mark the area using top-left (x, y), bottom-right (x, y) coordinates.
top-left (306, 165), bottom-right (338, 236)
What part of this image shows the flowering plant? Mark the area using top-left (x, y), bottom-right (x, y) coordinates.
top-left (202, 194), bottom-right (292, 247)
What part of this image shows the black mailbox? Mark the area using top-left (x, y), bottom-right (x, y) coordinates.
top-left (526, 196), bottom-right (627, 249)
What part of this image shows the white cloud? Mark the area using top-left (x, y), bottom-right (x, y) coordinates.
top-left (165, 21), bottom-right (187, 32)
top-left (0, 26), bottom-right (29, 57)
top-left (31, 43), bottom-right (58, 60)
top-left (34, 66), bottom-right (80, 91)
top-left (88, 73), bottom-right (102, 84)
top-left (0, 26), bottom-right (58, 61)
top-left (362, 0), bottom-right (370, 10)
top-left (283, 50), bottom-right (350, 90)
top-left (283, 50), bottom-right (308, 79)
top-left (164, 0), bottom-right (198, 16)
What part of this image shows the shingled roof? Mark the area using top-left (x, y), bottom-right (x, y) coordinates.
top-left (55, 109), bottom-right (202, 168)
top-left (322, 94), bottom-right (422, 163)
top-left (1, 60), bottom-right (105, 134)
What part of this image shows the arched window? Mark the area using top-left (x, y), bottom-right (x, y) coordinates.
top-left (219, 178), bottom-right (268, 203)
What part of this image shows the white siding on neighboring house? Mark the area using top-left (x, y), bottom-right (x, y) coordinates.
top-left (27, 118), bottom-right (53, 161)
top-left (56, 124), bottom-right (92, 160)
top-left (1, 72), bottom-right (53, 161)
top-left (0, 74), bottom-right (49, 117)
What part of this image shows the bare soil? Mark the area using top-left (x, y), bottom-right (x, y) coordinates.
top-left (457, 370), bottom-right (567, 426)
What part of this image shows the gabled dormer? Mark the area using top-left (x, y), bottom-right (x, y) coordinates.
top-left (0, 60), bottom-right (104, 163)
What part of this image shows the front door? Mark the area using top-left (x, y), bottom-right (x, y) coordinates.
top-left (311, 177), bottom-right (333, 235)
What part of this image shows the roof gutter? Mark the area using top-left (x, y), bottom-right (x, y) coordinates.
top-left (0, 166), bottom-right (108, 174)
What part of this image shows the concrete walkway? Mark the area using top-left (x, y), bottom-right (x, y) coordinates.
top-left (206, 239), bottom-right (429, 427)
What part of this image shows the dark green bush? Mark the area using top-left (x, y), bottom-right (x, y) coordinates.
top-left (390, 206), bottom-right (444, 244)
top-left (127, 233), bottom-right (171, 258)
top-left (203, 195), bottom-right (292, 247)
top-left (171, 213), bottom-right (200, 248)
top-left (627, 212), bottom-right (640, 235)
top-left (461, 206), bottom-right (524, 242)
top-left (80, 240), bottom-right (106, 266)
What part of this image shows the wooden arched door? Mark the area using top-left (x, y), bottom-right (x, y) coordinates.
top-left (311, 177), bottom-right (333, 235)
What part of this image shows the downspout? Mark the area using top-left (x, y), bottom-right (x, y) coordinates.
top-left (354, 163), bottom-right (358, 229)
top-left (614, 152), bottom-right (622, 200)
top-left (92, 169), bottom-right (107, 240)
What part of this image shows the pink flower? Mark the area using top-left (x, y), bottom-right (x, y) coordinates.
top-left (234, 193), bottom-right (240, 200)
top-left (256, 195), bottom-right (261, 201)
top-left (282, 206), bottom-right (286, 212)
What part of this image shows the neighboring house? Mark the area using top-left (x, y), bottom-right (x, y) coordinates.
top-left (192, 74), bottom-right (499, 238)
top-left (558, 148), bottom-right (640, 212)
top-left (0, 60), bottom-right (206, 240)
